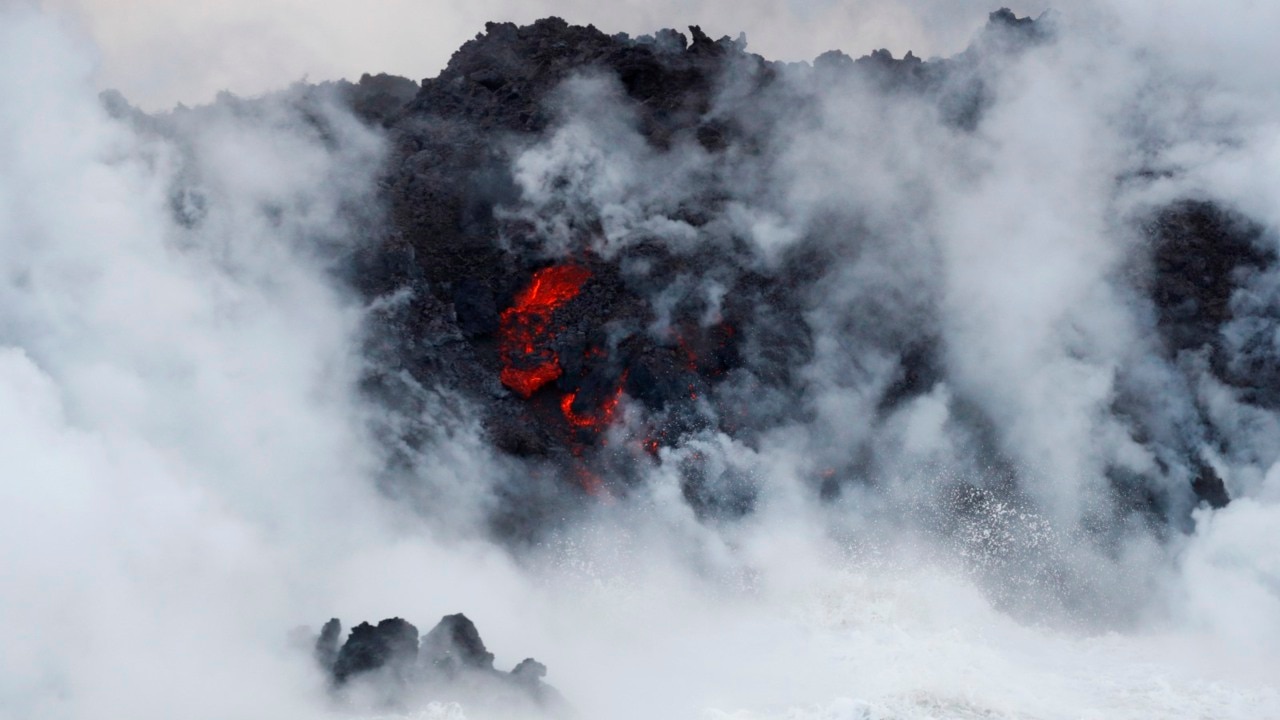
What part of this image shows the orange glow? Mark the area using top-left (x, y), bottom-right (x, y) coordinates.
top-left (500, 364), bottom-right (563, 398)
top-left (575, 466), bottom-right (604, 495)
top-left (560, 383), bottom-right (623, 431)
top-left (513, 265), bottom-right (591, 312)
top-left (498, 265), bottom-right (591, 398)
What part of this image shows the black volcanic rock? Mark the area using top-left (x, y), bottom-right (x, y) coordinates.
top-left (314, 618), bottom-right (342, 673)
top-left (420, 613), bottom-right (496, 674)
top-left (1191, 461), bottom-right (1231, 509)
top-left (512, 657), bottom-right (548, 682)
top-left (118, 8), bottom-right (1274, 542)
top-left (320, 9), bottom-right (1270, 526)
top-left (344, 73), bottom-right (420, 125)
top-left (331, 618), bottom-right (420, 685)
top-left (1145, 198), bottom-right (1280, 417)
top-left (990, 7), bottom-right (1038, 32)
top-left (1148, 200), bottom-right (1271, 359)
top-left (315, 613), bottom-right (563, 714)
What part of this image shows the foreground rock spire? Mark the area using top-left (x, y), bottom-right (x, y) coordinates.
top-left (310, 613), bottom-right (566, 714)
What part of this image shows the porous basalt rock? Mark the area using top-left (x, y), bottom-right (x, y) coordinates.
top-left (317, 613), bottom-right (565, 714)
top-left (120, 8), bottom-right (1270, 539)
top-left (331, 617), bottom-right (420, 686)
top-left (420, 613), bottom-right (496, 674)
top-left (325, 8), bottom-right (1265, 527)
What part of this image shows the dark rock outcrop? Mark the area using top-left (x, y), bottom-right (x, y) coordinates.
top-left (314, 618), bottom-right (342, 673)
top-left (331, 617), bottom-right (420, 685)
top-left (420, 613), bottom-right (496, 674)
top-left (314, 613), bottom-right (564, 714)
top-left (321, 9), bottom-right (1267, 527)
top-left (1149, 200), bottom-right (1272, 360)
top-left (122, 8), bottom-right (1273, 540)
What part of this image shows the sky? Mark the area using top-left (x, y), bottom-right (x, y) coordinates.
top-left (41, 0), bottom-right (1049, 109)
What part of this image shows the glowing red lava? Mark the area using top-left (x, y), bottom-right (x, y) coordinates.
top-left (498, 264), bottom-right (591, 397)
top-left (498, 265), bottom-right (639, 496)
top-left (560, 382), bottom-right (624, 431)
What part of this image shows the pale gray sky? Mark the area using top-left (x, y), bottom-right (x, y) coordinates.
top-left (41, 0), bottom-right (1049, 109)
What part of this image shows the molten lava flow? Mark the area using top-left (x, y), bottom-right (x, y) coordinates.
top-left (560, 381), bottom-right (624, 432)
top-left (499, 264), bottom-right (591, 397)
top-left (499, 265), bottom-right (632, 495)
top-left (501, 364), bottom-right (561, 398)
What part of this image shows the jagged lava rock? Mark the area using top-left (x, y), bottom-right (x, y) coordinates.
top-left (315, 613), bottom-right (565, 714)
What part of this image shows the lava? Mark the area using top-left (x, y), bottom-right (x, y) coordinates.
top-left (499, 264), bottom-right (591, 397)
top-left (560, 383), bottom-right (624, 431)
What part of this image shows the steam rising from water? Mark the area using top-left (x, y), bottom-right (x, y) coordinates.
top-left (2, 3), bottom-right (1279, 719)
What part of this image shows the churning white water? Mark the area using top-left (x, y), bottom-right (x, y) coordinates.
top-left (2, 2), bottom-right (1279, 719)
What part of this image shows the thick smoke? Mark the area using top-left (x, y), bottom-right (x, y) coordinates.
top-left (2, 2), bottom-right (1280, 720)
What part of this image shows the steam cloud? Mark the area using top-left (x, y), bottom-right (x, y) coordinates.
top-left (2, 2), bottom-right (1279, 720)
